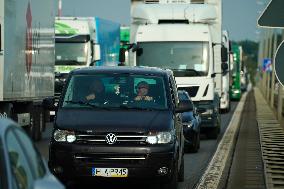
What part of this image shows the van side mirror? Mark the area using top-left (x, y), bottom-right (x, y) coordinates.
top-left (176, 100), bottom-right (193, 113)
top-left (211, 73), bottom-right (216, 78)
top-left (221, 46), bottom-right (228, 63)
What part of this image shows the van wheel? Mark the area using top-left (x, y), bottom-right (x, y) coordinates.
top-left (161, 166), bottom-right (178, 189)
top-left (178, 155), bottom-right (184, 182)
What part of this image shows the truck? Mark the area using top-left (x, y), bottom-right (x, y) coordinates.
top-left (129, 0), bottom-right (228, 139)
top-left (220, 30), bottom-right (231, 113)
top-left (0, 0), bottom-right (56, 141)
top-left (230, 45), bottom-right (242, 100)
top-left (240, 66), bottom-right (248, 92)
top-left (54, 17), bottom-right (120, 96)
top-left (120, 26), bottom-right (130, 65)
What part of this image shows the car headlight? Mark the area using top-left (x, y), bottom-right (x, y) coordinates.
top-left (146, 131), bottom-right (175, 144)
top-left (183, 121), bottom-right (193, 128)
top-left (53, 129), bottom-right (76, 143)
top-left (201, 109), bottom-right (213, 115)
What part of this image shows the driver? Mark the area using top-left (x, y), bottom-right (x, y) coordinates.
top-left (85, 79), bottom-right (105, 101)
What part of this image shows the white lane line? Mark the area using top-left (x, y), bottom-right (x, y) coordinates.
top-left (195, 93), bottom-right (248, 189)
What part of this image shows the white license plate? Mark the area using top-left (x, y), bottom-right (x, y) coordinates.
top-left (92, 168), bottom-right (128, 177)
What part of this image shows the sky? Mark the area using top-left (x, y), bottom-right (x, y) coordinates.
top-left (62, 0), bottom-right (268, 42)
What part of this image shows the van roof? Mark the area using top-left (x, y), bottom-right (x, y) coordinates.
top-left (70, 66), bottom-right (173, 77)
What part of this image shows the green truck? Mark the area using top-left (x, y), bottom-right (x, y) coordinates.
top-left (230, 45), bottom-right (242, 100)
top-left (120, 26), bottom-right (130, 65)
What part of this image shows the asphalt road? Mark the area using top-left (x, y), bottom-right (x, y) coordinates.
top-left (36, 101), bottom-right (238, 189)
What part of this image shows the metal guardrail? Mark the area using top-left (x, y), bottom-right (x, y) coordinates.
top-left (255, 88), bottom-right (284, 189)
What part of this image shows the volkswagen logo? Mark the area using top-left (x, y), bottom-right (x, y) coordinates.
top-left (105, 133), bottom-right (117, 145)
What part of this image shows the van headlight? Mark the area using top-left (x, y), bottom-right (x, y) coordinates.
top-left (54, 129), bottom-right (76, 143)
top-left (146, 131), bottom-right (175, 144)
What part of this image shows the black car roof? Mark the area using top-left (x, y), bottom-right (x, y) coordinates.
top-left (70, 66), bottom-right (173, 77)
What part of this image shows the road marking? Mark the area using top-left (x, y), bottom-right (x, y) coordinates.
top-left (196, 93), bottom-right (247, 189)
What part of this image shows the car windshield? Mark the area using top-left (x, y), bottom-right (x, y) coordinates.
top-left (137, 42), bottom-right (209, 77)
top-left (62, 74), bottom-right (168, 110)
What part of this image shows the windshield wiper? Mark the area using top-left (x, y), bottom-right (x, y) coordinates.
top-left (56, 60), bottom-right (83, 66)
top-left (64, 100), bottom-right (99, 108)
top-left (65, 100), bottom-right (118, 110)
top-left (119, 105), bottom-right (161, 111)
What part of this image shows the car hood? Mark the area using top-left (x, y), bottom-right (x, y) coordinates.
top-left (55, 108), bottom-right (173, 133)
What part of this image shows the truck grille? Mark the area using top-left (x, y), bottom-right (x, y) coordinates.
top-left (179, 86), bottom-right (199, 97)
top-left (75, 132), bottom-right (148, 145)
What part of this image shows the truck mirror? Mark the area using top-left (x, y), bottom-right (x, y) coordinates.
top-left (131, 44), bottom-right (143, 56)
top-left (221, 62), bottom-right (229, 71)
top-left (221, 46), bottom-right (228, 63)
top-left (42, 97), bottom-right (57, 111)
top-left (119, 48), bottom-right (126, 63)
top-left (137, 47), bottom-right (143, 56)
top-left (93, 44), bottom-right (101, 62)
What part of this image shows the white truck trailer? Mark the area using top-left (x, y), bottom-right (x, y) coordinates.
top-left (0, 0), bottom-right (56, 141)
top-left (220, 30), bottom-right (231, 113)
top-left (129, 0), bottom-right (228, 139)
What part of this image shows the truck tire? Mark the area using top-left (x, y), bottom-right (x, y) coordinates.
top-left (33, 107), bottom-right (43, 141)
top-left (26, 105), bottom-right (42, 141)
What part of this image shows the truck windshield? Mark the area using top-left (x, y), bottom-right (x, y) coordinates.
top-left (62, 74), bottom-right (168, 110)
top-left (137, 42), bottom-right (209, 77)
top-left (55, 42), bottom-right (89, 66)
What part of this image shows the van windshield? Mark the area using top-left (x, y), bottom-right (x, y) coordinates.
top-left (62, 74), bottom-right (168, 110)
top-left (137, 42), bottom-right (209, 77)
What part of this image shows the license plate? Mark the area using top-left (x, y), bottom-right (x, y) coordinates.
top-left (92, 168), bottom-right (128, 177)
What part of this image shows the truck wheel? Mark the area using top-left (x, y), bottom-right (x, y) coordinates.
top-left (33, 107), bottom-right (43, 141)
top-left (27, 106), bottom-right (42, 141)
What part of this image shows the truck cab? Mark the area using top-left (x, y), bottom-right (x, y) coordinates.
top-left (130, 0), bottom-right (223, 139)
top-left (54, 17), bottom-right (120, 97)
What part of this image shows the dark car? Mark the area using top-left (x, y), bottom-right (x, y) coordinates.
top-left (178, 90), bottom-right (201, 153)
top-left (48, 66), bottom-right (193, 189)
top-left (0, 118), bottom-right (64, 189)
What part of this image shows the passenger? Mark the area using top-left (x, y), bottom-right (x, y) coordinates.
top-left (134, 81), bottom-right (153, 101)
top-left (85, 79), bottom-right (105, 101)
